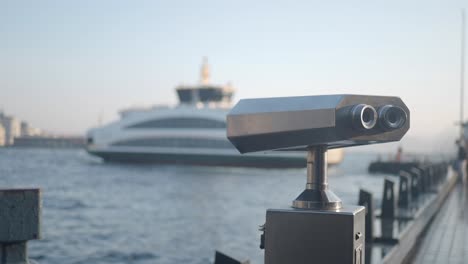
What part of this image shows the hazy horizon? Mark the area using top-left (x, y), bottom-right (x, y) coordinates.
top-left (1, 0), bottom-right (467, 153)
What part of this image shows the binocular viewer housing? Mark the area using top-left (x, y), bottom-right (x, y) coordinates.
top-left (227, 94), bottom-right (409, 153)
top-left (227, 94), bottom-right (410, 264)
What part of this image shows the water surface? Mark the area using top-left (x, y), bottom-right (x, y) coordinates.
top-left (0, 148), bottom-right (390, 264)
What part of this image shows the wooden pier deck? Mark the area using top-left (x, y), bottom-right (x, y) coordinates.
top-left (413, 182), bottom-right (468, 264)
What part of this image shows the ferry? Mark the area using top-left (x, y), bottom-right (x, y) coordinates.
top-left (85, 59), bottom-right (344, 167)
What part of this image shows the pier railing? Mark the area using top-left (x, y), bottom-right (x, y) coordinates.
top-left (360, 162), bottom-right (455, 264)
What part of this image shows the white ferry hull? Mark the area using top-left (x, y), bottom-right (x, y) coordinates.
top-left (87, 146), bottom-right (344, 168)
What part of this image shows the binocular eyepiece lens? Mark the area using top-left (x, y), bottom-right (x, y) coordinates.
top-left (351, 104), bottom-right (377, 130)
top-left (379, 105), bottom-right (407, 130)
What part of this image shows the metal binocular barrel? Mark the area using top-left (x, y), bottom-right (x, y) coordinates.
top-left (227, 94), bottom-right (409, 153)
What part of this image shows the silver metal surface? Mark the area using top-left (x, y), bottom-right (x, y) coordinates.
top-left (305, 147), bottom-right (328, 190)
top-left (227, 94), bottom-right (410, 153)
top-left (292, 147), bottom-right (342, 210)
top-left (264, 206), bottom-right (365, 264)
top-left (352, 104), bottom-right (377, 130)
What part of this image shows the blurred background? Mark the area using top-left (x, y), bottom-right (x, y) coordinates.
top-left (1, 0), bottom-right (467, 153)
top-left (0, 1), bottom-right (467, 263)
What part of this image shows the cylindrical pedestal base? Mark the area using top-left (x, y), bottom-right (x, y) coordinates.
top-left (292, 189), bottom-right (342, 210)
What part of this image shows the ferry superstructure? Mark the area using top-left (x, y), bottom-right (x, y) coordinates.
top-left (85, 60), bottom-right (344, 167)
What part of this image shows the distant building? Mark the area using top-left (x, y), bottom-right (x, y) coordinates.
top-left (20, 121), bottom-right (29, 136)
top-left (0, 111), bottom-right (44, 146)
top-left (20, 121), bottom-right (42, 137)
top-left (0, 115), bottom-right (20, 146)
top-left (0, 124), bottom-right (5, 146)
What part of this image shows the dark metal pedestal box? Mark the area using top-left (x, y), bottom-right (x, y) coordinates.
top-left (265, 205), bottom-right (365, 264)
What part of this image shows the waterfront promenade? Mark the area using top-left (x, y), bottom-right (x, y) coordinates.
top-left (413, 182), bottom-right (468, 264)
top-left (0, 148), bottom-right (461, 264)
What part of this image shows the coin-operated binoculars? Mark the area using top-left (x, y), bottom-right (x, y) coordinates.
top-left (227, 94), bottom-right (409, 264)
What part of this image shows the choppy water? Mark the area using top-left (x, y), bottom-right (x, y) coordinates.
top-left (0, 148), bottom-right (391, 264)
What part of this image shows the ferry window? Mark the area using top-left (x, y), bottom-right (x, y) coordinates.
top-left (126, 117), bottom-right (226, 129)
top-left (112, 138), bottom-right (234, 149)
top-left (198, 87), bottom-right (223, 102)
top-left (176, 89), bottom-right (193, 103)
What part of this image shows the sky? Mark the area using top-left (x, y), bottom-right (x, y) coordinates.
top-left (1, 0), bottom-right (467, 153)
